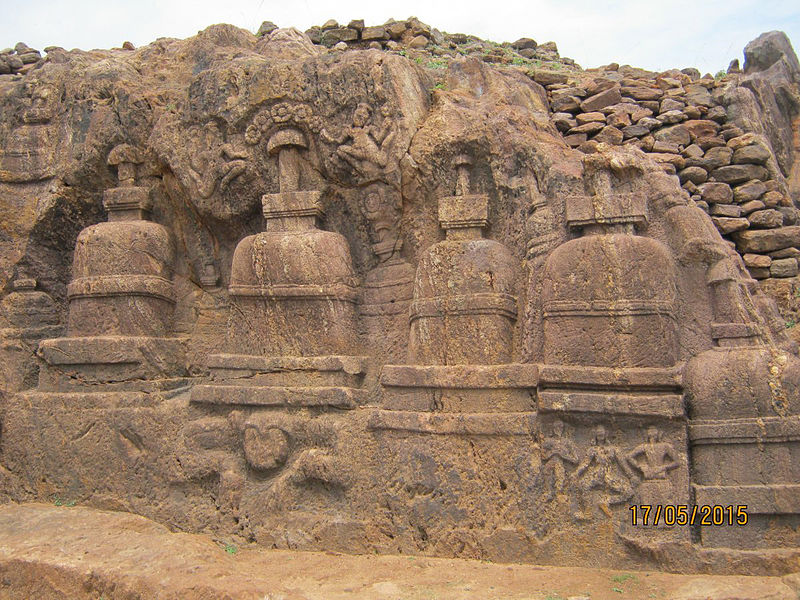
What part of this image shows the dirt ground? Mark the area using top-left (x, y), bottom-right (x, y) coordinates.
top-left (0, 503), bottom-right (798, 599)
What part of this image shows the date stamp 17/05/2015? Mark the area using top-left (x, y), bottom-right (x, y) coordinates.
top-left (629, 504), bottom-right (749, 526)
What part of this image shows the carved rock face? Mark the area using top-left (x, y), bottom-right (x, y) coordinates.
top-left (244, 426), bottom-right (289, 471)
top-left (0, 288), bottom-right (59, 330)
top-left (5, 22), bottom-right (800, 575)
top-left (686, 346), bottom-right (800, 419)
top-left (71, 221), bottom-right (175, 280)
top-left (0, 123), bottom-right (55, 182)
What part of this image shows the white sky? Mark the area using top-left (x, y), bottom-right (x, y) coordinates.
top-left (1, 0), bottom-right (799, 75)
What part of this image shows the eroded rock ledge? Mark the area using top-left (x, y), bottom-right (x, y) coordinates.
top-left (0, 503), bottom-right (797, 600)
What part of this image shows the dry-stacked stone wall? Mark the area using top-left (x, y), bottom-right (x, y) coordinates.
top-left (269, 17), bottom-right (576, 68)
top-left (0, 43), bottom-right (46, 75)
top-left (546, 65), bottom-right (799, 283)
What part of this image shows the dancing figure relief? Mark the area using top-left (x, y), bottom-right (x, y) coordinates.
top-left (321, 102), bottom-right (396, 180)
top-left (574, 425), bottom-right (634, 519)
top-left (626, 427), bottom-right (680, 481)
top-left (188, 122), bottom-right (249, 199)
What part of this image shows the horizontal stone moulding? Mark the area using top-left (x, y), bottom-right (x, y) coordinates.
top-left (538, 390), bottom-right (685, 418)
top-left (14, 389), bottom-right (175, 409)
top-left (367, 409), bottom-right (537, 435)
top-left (361, 277), bottom-right (415, 292)
top-left (27, 378), bottom-right (191, 398)
top-left (689, 416), bottom-right (800, 445)
top-left (36, 336), bottom-right (189, 390)
top-left (709, 322), bottom-right (761, 340)
top-left (190, 384), bottom-right (362, 409)
top-left (261, 190), bottom-right (323, 219)
top-left (538, 363), bottom-right (684, 392)
top-left (38, 336), bottom-right (187, 366)
top-left (67, 275), bottom-right (176, 303)
top-left (542, 299), bottom-right (675, 318)
top-left (409, 293), bottom-right (518, 321)
top-left (228, 283), bottom-right (358, 302)
top-left (0, 325), bottom-right (62, 341)
top-left (694, 484), bottom-right (800, 514)
top-left (102, 186), bottom-right (151, 212)
top-left (380, 363), bottom-right (539, 389)
top-left (358, 301), bottom-right (411, 317)
top-left (206, 354), bottom-right (368, 375)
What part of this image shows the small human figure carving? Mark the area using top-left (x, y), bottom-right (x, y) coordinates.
top-left (377, 103), bottom-right (396, 153)
top-left (189, 122), bottom-right (248, 198)
top-left (540, 419), bottom-right (579, 501)
top-left (321, 103), bottom-right (394, 179)
top-left (574, 425), bottom-right (634, 519)
top-left (626, 427), bottom-right (680, 481)
top-left (361, 183), bottom-right (402, 257)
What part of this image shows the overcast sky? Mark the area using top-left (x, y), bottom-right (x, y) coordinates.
top-left (2, 0), bottom-right (799, 75)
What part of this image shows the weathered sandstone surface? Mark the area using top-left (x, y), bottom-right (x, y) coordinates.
top-left (1, 17), bottom-right (800, 589)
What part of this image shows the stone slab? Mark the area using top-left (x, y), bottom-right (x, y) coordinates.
top-left (207, 353), bottom-right (368, 375)
top-left (689, 416), bottom-right (800, 444)
top-left (39, 336), bottom-right (187, 366)
top-left (190, 384), bottom-right (362, 408)
top-left (733, 226), bottom-right (800, 253)
top-left (538, 364), bottom-right (684, 391)
top-left (565, 193), bottom-right (647, 228)
top-left (36, 336), bottom-right (188, 389)
top-left (538, 391), bottom-right (685, 418)
top-left (380, 363), bottom-right (539, 389)
top-left (694, 484), bottom-right (800, 514)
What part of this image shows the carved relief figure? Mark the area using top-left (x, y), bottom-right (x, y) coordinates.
top-left (626, 427), bottom-right (680, 482)
top-left (321, 102), bottom-right (395, 180)
top-left (574, 425), bottom-right (634, 519)
top-left (361, 182), bottom-right (402, 256)
top-left (189, 122), bottom-right (248, 198)
top-left (540, 419), bottom-right (579, 501)
top-left (624, 427), bottom-right (683, 523)
top-left (24, 82), bottom-right (58, 124)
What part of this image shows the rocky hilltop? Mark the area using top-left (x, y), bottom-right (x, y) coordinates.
top-left (1, 17), bottom-right (800, 587)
